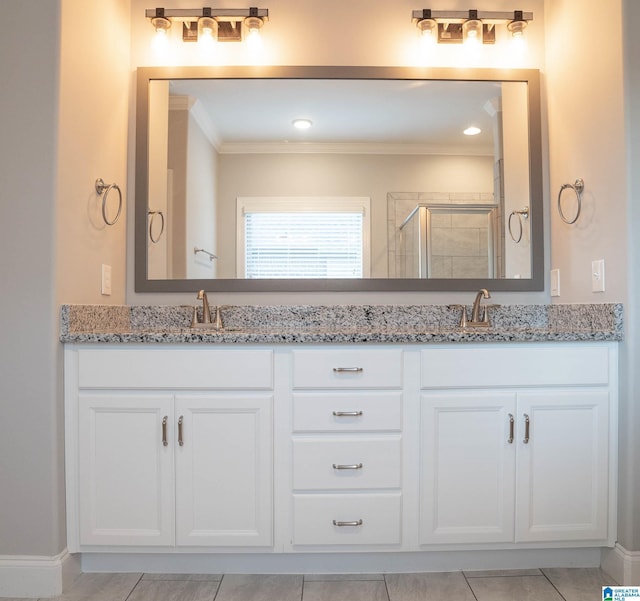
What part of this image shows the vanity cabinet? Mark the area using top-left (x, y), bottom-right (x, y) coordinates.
top-left (65, 346), bottom-right (273, 551)
top-left (290, 348), bottom-right (404, 547)
top-left (419, 345), bottom-right (614, 546)
top-left (64, 341), bottom-right (617, 558)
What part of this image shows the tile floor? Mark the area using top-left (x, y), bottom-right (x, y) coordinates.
top-left (1, 568), bottom-right (616, 601)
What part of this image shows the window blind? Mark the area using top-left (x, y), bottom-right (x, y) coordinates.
top-left (244, 211), bottom-right (364, 278)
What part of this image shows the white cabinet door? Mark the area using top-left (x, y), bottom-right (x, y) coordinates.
top-left (515, 391), bottom-right (609, 542)
top-left (420, 392), bottom-right (516, 544)
top-left (78, 393), bottom-right (175, 546)
top-left (175, 394), bottom-right (273, 546)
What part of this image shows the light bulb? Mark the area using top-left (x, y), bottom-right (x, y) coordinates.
top-left (417, 18), bottom-right (437, 38)
top-left (244, 16), bottom-right (264, 39)
top-left (293, 119), bottom-right (312, 130)
top-left (463, 19), bottom-right (482, 44)
top-left (508, 19), bottom-right (526, 38)
top-left (151, 16), bottom-right (171, 35)
top-left (198, 16), bottom-right (217, 41)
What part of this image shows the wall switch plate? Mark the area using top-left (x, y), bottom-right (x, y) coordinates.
top-left (592, 259), bottom-right (605, 293)
top-left (550, 268), bottom-right (560, 297)
top-left (101, 264), bottom-right (112, 296)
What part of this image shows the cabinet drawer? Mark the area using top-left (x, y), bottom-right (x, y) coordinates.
top-left (293, 493), bottom-right (401, 545)
top-left (293, 392), bottom-right (402, 432)
top-left (77, 348), bottom-right (273, 389)
top-left (292, 349), bottom-right (402, 389)
top-left (421, 345), bottom-right (610, 388)
top-left (292, 437), bottom-right (401, 490)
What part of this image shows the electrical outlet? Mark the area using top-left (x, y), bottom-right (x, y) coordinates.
top-left (592, 259), bottom-right (605, 293)
top-left (550, 268), bottom-right (560, 297)
top-left (101, 264), bottom-right (112, 296)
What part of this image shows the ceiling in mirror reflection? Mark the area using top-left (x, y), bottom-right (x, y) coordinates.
top-left (167, 79), bottom-right (500, 154)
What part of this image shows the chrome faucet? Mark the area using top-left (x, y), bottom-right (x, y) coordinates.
top-left (471, 288), bottom-right (491, 323)
top-left (195, 290), bottom-right (212, 324)
top-left (460, 288), bottom-right (492, 328)
top-left (191, 290), bottom-right (224, 330)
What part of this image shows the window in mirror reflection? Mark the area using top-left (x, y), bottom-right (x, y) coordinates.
top-left (237, 197), bottom-right (371, 278)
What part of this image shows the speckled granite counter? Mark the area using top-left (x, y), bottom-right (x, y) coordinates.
top-left (59, 303), bottom-right (624, 344)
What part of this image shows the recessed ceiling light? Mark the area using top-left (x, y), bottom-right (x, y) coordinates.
top-left (292, 118), bottom-right (312, 130)
top-left (464, 126), bottom-right (481, 136)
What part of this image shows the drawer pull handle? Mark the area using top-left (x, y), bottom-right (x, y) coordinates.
top-left (332, 463), bottom-right (363, 470)
top-left (162, 416), bottom-right (168, 447)
top-left (178, 415), bottom-right (184, 446)
top-left (333, 367), bottom-right (363, 373)
top-left (523, 413), bottom-right (530, 444)
top-left (508, 413), bottom-right (514, 444)
top-left (333, 519), bottom-right (363, 527)
top-left (332, 411), bottom-right (364, 417)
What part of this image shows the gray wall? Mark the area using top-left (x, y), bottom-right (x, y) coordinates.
top-left (0, 0), bottom-right (64, 556)
top-left (621, 0), bottom-right (640, 552)
top-left (0, 0), bottom-right (131, 563)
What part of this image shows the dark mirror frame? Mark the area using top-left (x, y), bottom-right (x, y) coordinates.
top-left (135, 65), bottom-right (543, 293)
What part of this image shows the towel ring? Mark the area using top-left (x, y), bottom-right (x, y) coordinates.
top-left (557, 178), bottom-right (584, 225)
top-left (95, 178), bottom-right (123, 226)
top-left (148, 210), bottom-right (165, 243)
top-left (508, 207), bottom-right (529, 243)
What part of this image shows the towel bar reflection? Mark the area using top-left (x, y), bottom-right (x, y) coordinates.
top-left (95, 178), bottom-right (123, 226)
top-left (193, 247), bottom-right (218, 261)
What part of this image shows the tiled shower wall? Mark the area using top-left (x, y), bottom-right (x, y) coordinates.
top-left (388, 191), bottom-right (496, 278)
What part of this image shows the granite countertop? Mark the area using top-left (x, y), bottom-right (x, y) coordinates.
top-left (59, 303), bottom-right (624, 344)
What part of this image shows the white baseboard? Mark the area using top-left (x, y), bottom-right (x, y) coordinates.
top-left (602, 544), bottom-right (640, 585)
top-left (81, 548), bottom-right (603, 574)
top-left (0, 550), bottom-right (80, 598)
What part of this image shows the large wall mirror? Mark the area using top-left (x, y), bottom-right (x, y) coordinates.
top-left (135, 66), bottom-right (543, 292)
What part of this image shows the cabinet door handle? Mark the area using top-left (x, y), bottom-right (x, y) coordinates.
top-left (332, 519), bottom-right (363, 527)
top-left (508, 413), bottom-right (514, 444)
top-left (178, 415), bottom-right (184, 446)
top-left (332, 463), bottom-right (363, 470)
top-left (162, 416), bottom-right (168, 447)
top-left (332, 411), bottom-right (364, 417)
top-left (333, 367), bottom-right (363, 373)
top-left (523, 413), bottom-right (530, 444)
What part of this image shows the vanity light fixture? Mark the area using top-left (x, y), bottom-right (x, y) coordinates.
top-left (412, 9), bottom-right (532, 45)
top-left (146, 7), bottom-right (269, 43)
top-left (507, 11), bottom-right (528, 38)
top-left (150, 8), bottom-right (171, 35)
top-left (198, 9), bottom-right (218, 41)
top-left (462, 11), bottom-right (483, 44)
top-left (415, 9), bottom-right (437, 38)
top-left (245, 14), bottom-right (265, 37)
